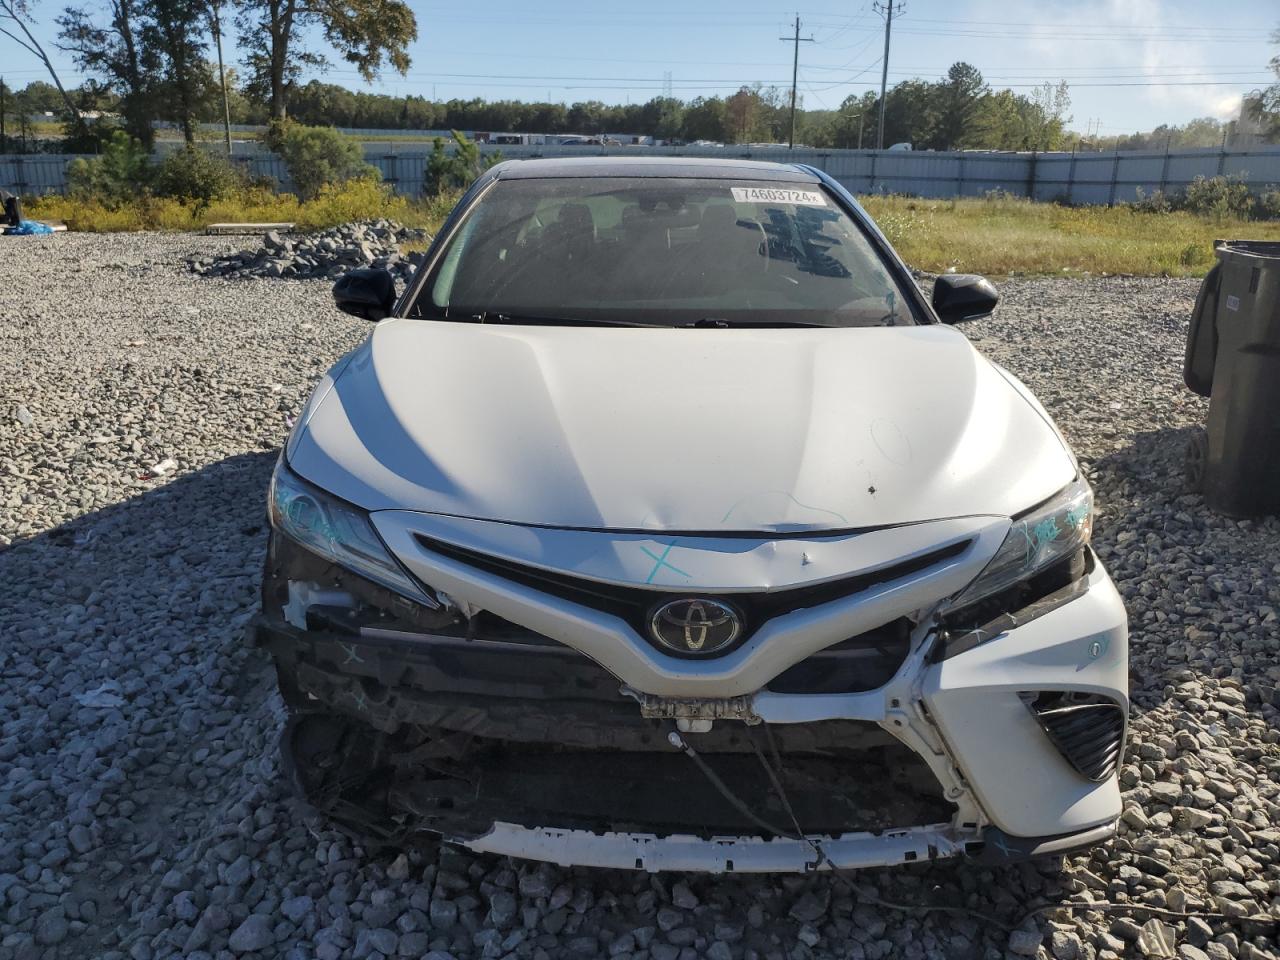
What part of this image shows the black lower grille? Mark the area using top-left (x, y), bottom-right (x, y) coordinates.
top-left (1027, 692), bottom-right (1126, 782)
top-left (766, 618), bottom-right (911, 693)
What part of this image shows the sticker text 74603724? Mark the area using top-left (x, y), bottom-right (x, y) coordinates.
top-left (730, 187), bottom-right (826, 206)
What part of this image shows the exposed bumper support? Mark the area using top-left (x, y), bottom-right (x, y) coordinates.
top-left (461, 820), bottom-right (972, 873)
top-left (457, 818), bottom-right (1117, 873)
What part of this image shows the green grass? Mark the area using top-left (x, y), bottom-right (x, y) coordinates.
top-left (859, 194), bottom-right (1280, 277)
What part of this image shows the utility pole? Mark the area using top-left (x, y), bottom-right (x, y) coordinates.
top-left (1, 77), bottom-right (6, 150)
top-left (779, 15), bottom-right (814, 149)
top-left (872, 0), bottom-right (901, 150)
top-left (210, 2), bottom-right (233, 157)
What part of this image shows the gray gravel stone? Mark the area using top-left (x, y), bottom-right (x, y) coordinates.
top-left (3, 237), bottom-right (1278, 960)
top-left (188, 220), bottom-right (427, 283)
top-left (228, 913), bottom-right (275, 952)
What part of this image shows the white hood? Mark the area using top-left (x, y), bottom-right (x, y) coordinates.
top-left (288, 319), bottom-right (1075, 533)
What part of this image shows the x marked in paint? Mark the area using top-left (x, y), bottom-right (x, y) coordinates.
top-left (641, 542), bottom-right (691, 583)
top-left (350, 688), bottom-right (368, 712)
top-left (339, 642), bottom-right (364, 665)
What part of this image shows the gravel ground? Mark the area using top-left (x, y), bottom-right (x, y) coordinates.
top-left (1, 233), bottom-right (1277, 960)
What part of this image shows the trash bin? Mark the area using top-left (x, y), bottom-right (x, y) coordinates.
top-left (1184, 240), bottom-right (1280, 517)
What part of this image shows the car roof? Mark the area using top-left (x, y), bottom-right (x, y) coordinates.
top-left (489, 156), bottom-right (819, 182)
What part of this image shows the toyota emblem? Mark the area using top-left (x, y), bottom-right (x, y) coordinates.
top-left (649, 598), bottom-right (742, 655)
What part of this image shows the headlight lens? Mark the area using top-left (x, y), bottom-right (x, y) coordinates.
top-left (947, 476), bottom-right (1093, 610)
top-left (269, 458), bottom-right (437, 606)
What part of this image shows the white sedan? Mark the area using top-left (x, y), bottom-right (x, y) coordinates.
top-left (254, 156), bottom-right (1128, 873)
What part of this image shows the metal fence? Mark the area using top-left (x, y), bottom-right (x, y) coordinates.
top-left (5, 143), bottom-right (1280, 204)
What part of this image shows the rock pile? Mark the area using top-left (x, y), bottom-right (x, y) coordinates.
top-left (188, 219), bottom-right (428, 281)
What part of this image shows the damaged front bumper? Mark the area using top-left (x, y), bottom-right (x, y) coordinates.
top-left (255, 522), bottom-right (1128, 872)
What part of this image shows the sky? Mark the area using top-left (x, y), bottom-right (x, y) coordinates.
top-left (3, 0), bottom-right (1278, 135)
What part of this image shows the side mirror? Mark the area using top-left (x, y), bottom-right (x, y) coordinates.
top-left (333, 268), bottom-right (396, 322)
top-left (932, 274), bottom-right (999, 324)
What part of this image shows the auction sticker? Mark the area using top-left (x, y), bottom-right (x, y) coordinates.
top-left (731, 187), bottom-right (826, 206)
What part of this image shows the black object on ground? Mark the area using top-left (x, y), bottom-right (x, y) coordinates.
top-left (1184, 240), bottom-right (1280, 517)
top-left (1, 189), bottom-right (22, 227)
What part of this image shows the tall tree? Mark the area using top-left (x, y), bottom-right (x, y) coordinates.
top-left (1256, 26), bottom-right (1280, 140)
top-left (933, 62), bottom-right (988, 150)
top-left (680, 96), bottom-right (727, 143)
top-left (57, 0), bottom-right (157, 146)
top-left (1, 0), bottom-right (88, 136)
top-left (145, 0), bottom-right (208, 144)
top-left (1023, 80), bottom-right (1071, 150)
top-left (234, 0), bottom-right (416, 121)
top-left (879, 78), bottom-right (938, 148)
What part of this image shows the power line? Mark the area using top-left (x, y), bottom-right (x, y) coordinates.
top-left (315, 65), bottom-right (1273, 94)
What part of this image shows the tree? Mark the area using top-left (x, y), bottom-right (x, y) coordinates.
top-left (1023, 80), bottom-right (1071, 151)
top-left (57, 0), bottom-right (157, 147)
top-left (724, 87), bottom-right (759, 143)
top-left (879, 79), bottom-right (938, 149)
top-left (565, 100), bottom-right (607, 133)
top-left (1, 0), bottom-right (88, 137)
top-left (271, 122), bottom-right (374, 198)
top-left (1255, 26), bottom-right (1280, 140)
top-left (145, 0), bottom-right (210, 144)
top-left (234, 0), bottom-right (416, 121)
top-left (933, 62), bottom-right (988, 150)
top-left (13, 79), bottom-right (64, 113)
top-left (58, 0), bottom-right (210, 147)
top-left (680, 96), bottom-right (727, 143)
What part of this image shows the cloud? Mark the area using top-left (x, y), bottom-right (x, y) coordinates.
top-left (958, 0), bottom-right (1266, 128)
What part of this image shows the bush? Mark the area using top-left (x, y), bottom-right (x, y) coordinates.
top-left (1258, 189), bottom-right (1280, 222)
top-left (154, 148), bottom-right (244, 207)
top-left (1131, 188), bottom-right (1173, 215)
top-left (271, 123), bottom-right (376, 201)
top-left (1181, 174), bottom-right (1254, 220)
top-left (293, 175), bottom-right (409, 231)
top-left (66, 130), bottom-right (153, 205)
top-left (426, 130), bottom-right (500, 194)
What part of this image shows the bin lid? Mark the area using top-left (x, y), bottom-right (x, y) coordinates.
top-left (1214, 240), bottom-right (1280, 261)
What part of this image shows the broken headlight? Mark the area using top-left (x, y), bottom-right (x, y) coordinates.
top-left (947, 476), bottom-right (1093, 611)
top-left (268, 458), bottom-right (437, 606)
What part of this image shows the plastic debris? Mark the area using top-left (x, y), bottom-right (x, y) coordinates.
top-left (75, 681), bottom-right (125, 709)
top-left (3, 219), bottom-right (55, 236)
top-left (149, 458), bottom-right (178, 477)
top-left (14, 404), bottom-right (34, 426)
top-left (1136, 918), bottom-right (1175, 958)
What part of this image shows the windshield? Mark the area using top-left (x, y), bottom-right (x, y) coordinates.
top-left (412, 177), bottom-right (916, 327)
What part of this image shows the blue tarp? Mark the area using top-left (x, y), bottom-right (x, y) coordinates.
top-left (3, 220), bottom-right (55, 236)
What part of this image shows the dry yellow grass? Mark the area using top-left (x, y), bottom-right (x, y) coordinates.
top-left (859, 194), bottom-right (1280, 277)
top-left (24, 185), bottom-right (1280, 276)
top-left (25, 181), bottom-right (461, 236)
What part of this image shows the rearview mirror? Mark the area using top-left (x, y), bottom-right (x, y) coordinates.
top-left (333, 268), bottom-right (396, 322)
top-left (932, 274), bottom-right (999, 324)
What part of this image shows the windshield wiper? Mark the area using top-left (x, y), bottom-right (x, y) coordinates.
top-left (476, 312), bottom-right (659, 328)
top-left (682, 317), bottom-right (829, 328)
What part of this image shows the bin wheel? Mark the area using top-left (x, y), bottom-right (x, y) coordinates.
top-left (1185, 428), bottom-right (1209, 493)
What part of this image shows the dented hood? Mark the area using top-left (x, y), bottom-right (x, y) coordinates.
top-left (288, 319), bottom-right (1075, 532)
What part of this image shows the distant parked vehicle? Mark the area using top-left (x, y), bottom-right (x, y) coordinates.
top-left (888, 142), bottom-right (913, 151)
